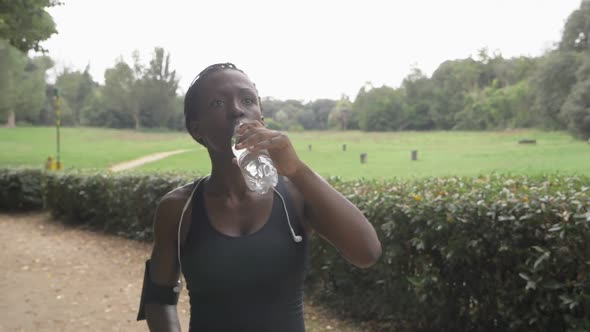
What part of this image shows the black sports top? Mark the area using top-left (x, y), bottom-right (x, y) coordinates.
top-left (180, 177), bottom-right (309, 332)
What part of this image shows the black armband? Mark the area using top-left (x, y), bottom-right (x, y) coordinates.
top-left (136, 259), bottom-right (181, 321)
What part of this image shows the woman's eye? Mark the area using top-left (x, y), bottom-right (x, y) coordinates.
top-left (243, 97), bottom-right (254, 105)
top-left (212, 100), bottom-right (224, 107)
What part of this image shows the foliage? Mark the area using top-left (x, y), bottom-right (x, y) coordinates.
top-left (402, 68), bottom-right (435, 130)
top-left (456, 81), bottom-right (533, 130)
top-left (55, 67), bottom-right (97, 125)
top-left (0, 41), bottom-right (53, 125)
top-left (561, 79), bottom-right (590, 139)
top-left (0, 168), bottom-right (44, 210)
top-left (5, 1), bottom-right (590, 140)
top-left (137, 48), bottom-right (179, 129)
top-left (310, 174), bottom-right (590, 331)
top-left (0, 0), bottom-right (60, 52)
top-left (328, 96), bottom-right (353, 130)
top-left (559, 0), bottom-right (590, 52)
top-left (530, 51), bottom-right (582, 129)
top-left (42, 170), bottom-right (196, 240)
top-left (354, 85), bottom-right (406, 131)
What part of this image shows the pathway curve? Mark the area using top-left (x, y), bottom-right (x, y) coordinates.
top-left (109, 149), bottom-right (191, 172)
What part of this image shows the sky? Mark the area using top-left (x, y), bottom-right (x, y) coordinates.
top-left (37, 0), bottom-right (582, 101)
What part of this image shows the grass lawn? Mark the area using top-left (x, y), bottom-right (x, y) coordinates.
top-left (2, 127), bottom-right (589, 180)
top-left (0, 127), bottom-right (198, 169)
top-left (139, 130), bottom-right (590, 180)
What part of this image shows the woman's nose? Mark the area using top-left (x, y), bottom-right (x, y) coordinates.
top-left (229, 100), bottom-right (246, 118)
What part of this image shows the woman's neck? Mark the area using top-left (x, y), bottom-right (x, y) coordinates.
top-left (206, 152), bottom-right (250, 198)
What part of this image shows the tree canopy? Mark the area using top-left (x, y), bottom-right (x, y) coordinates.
top-left (2, 1), bottom-right (590, 139)
top-left (0, 0), bottom-right (60, 52)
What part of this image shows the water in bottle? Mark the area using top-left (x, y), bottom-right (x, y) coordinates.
top-left (231, 124), bottom-right (278, 194)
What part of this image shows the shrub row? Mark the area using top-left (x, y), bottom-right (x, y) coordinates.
top-left (314, 175), bottom-right (590, 331)
top-left (43, 170), bottom-right (195, 240)
top-left (0, 168), bottom-right (45, 211)
top-left (0, 168), bottom-right (194, 239)
top-left (1, 168), bottom-right (589, 331)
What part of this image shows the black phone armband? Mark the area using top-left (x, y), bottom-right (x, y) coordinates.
top-left (136, 259), bottom-right (181, 321)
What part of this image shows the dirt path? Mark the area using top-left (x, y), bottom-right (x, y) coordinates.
top-left (108, 149), bottom-right (191, 172)
top-left (0, 213), bottom-right (366, 332)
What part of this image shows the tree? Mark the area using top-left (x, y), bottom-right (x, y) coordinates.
top-left (561, 79), bottom-right (590, 139)
top-left (167, 95), bottom-right (185, 131)
top-left (559, 0), bottom-right (590, 52)
top-left (430, 58), bottom-right (481, 129)
top-left (274, 102), bottom-right (306, 130)
top-left (328, 96), bottom-right (353, 130)
top-left (136, 47), bottom-right (179, 128)
top-left (294, 108), bottom-right (317, 130)
top-left (260, 97), bottom-right (283, 120)
top-left (0, 41), bottom-right (22, 125)
top-left (491, 56), bottom-right (538, 88)
top-left (0, 41), bottom-right (52, 126)
top-left (101, 60), bottom-right (138, 128)
top-left (306, 99), bottom-right (336, 130)
top-left (354, 85), bottom-right (405, 131)
top-left (530, 51), bottom-right (582, 129)
top-left (40, 82), bottom-right (75, 126)
top-left (402, 68), bottom-right (435, 130)
top-left (55, 66), bottom-right (97, 125)
top-left (0, 0), bottom-right (60, 52)
top-left (575, 52), bottom-right (590, 82)
top-left (455, 81), bottom-right (532, 130)
top-left (13, 55), bottom-right (51, 124)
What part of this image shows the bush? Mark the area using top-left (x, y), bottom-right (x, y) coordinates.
top-left (308, 175), bottom-right (590, 331)
top-left (43, 170), bottom-right (196, 240)
top-left (0, 168), bottom-right (45, 211)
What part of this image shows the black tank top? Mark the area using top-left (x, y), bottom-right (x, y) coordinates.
top-left (180, 177), bottom-right (309, 332)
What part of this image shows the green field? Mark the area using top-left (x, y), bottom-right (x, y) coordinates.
top-left (1, 127), bottom-right (589, 180)
top-left (0, 127), bottom-right (197, 169)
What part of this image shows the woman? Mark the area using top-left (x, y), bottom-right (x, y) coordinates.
top-left (138, 63), bottom-right (382, 332)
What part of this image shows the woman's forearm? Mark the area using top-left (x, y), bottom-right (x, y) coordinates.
top-left (146, 304), bottom-right (182, 332)
top-left (288, 163), bottom-right (382, 268)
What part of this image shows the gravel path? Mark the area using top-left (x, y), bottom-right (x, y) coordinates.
top-left (0, 213), bottom-right (367, 332)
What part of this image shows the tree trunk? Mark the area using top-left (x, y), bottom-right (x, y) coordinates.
top-left (6, 110), bottom-right (15, 127)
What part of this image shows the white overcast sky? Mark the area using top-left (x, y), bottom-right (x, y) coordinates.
top-left (37, 0), bottom-right (582, 101)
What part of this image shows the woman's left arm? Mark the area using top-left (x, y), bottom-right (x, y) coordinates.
top-left (236, 121), bottom-right (382, 268)
top-left (287, 163), bottom-right (382, 268)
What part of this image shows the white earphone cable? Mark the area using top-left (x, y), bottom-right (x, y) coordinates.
top-left (273, 187), bottom-right (303, 243)
top-left (175, 177), bottom-right (205, 292)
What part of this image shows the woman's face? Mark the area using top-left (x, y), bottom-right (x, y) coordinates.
top-left (190, 69), bottom-right (263, 154)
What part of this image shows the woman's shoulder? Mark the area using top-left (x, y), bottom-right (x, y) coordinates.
top-left (153, 182), bottom-right (196, 234)
top-left (160, 182), bottom-right (195, 206)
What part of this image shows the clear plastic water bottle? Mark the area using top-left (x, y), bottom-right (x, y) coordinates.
top-left (231, 123), bottom-right (278, 194)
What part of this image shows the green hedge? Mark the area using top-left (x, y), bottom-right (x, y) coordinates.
top-left (0, 168), bottom-right (45, 211)
top-left (1, 168), bottom-right (589, 331)
top-left (313, 175), bottom-right (590, 331)
top-left (43, 170), bottom-right (195, 240)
